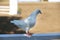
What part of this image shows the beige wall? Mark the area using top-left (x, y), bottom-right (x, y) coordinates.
top-left (42, 0), bottom-right (48, 1)
top-left (19, 2), bottom-right (60, 33)
top-left (0, 1), bottom-right (9, 6)
top-left (0, 0), bottom-right (9, 2)
top-left (0, 2), bottom-right (60, 33)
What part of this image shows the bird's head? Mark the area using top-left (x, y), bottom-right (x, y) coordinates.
top-left (29, 9), bottom-right (42, 18)
top-left (35, 9), bottom-right (42, 14)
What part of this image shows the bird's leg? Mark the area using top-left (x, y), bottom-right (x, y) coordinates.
top-left (25, 27), bottom-right (31, 36)
top-left (25, 27), bottom-right (33, 37)
top-left (26, 27), bottom-right (29, 34)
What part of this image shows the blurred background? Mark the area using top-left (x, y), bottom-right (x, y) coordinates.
top-left (0, 0), bottom-right (60, 2)
top-left (0, 0), bottom-right (60, 34)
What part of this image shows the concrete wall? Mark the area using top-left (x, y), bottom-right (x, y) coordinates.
top-left (0, 0), bottom-right (8, 2)
top-left (19, 2), bottom-right (60, 33)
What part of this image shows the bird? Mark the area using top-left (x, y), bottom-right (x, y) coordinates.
top-left (10, 9), bottom-right (42, 37)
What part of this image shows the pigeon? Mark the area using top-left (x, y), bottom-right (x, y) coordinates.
top-left (10, 9), bottom-right (42, 37)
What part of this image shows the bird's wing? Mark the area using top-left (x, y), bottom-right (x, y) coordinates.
top-left (25, 17), bottom-right (36, 28)
top-left (10, 20), bottom-right (27, 31)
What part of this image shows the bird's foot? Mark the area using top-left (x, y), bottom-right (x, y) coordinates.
top-left (24, 33), bottom-right (32, 37)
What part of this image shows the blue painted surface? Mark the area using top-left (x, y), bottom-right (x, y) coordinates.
top-left (0, 33), bottom-right (60, 40)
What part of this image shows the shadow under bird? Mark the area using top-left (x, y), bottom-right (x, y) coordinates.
top-left (10, 9), bottom-right (42, 37)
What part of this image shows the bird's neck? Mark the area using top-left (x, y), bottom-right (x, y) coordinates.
top-left (29, 11), bottom-right (39, 18)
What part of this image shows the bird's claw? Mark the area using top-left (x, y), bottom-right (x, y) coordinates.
top-left (24, 33), bottom-right (33, 37)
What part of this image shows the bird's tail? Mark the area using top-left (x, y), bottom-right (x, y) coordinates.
top-left (10, 21), bottom-right (14, 23)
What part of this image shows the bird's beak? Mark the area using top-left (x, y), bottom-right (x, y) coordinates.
top-left (39, 10), bottom-right (42, 14)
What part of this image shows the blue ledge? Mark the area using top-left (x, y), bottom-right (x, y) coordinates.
top-left (0, 32), bottom-right (60, 40)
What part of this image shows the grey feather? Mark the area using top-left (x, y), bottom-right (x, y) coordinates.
top-left (10, 9), bottom-right (42, 31)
